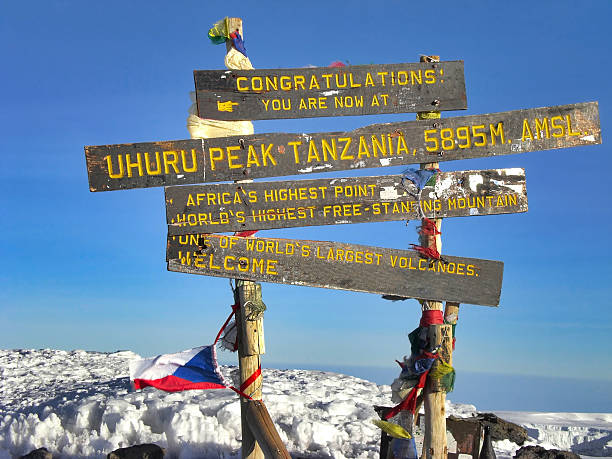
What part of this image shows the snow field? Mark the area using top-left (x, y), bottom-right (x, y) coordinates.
top-left (1, 349), bottom-right (610, 458)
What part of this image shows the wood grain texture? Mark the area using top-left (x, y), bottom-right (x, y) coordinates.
top-left (244, 400), bottom-right (291, 459)
top-left (194, 61), bottom-right (466, 120)
top-left (238, 282), bottom-right (265, 356)
top-left (85, 102), bottom-right (599, 191)
top-left (166, 234), bottom-right (504, 306)
top-left (165, 168), bottom-right (527, 234)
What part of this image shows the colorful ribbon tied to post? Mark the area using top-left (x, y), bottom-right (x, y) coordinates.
top-left (207, 17), bottom-right (248, 57)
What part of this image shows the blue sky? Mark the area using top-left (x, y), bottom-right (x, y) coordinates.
top-left (1, 1), bottom-right (611, 409)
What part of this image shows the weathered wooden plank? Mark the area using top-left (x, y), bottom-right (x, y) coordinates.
top-left (85, 102), bottom-right (599, 191)
top-left (194, 61), bottom-right (467, 121)
top-left (166, 234), bottom-right (504, 306)
top-left (166, 168), bottom-right (527, 235)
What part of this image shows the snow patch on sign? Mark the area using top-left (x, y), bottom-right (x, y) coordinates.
top-left (491, 179), bottom-right (523, 195)
top-left (468, 175), bottom-right (484, 191)
top-left (322, 90), bottom-right (340, 96)
top-left (380, 186), bottom-right (400, 200)
top-left (506, 185), bottom-right (523, 194)
top-left (379, 158), bottom-right (392, 166)
top-left (435, 175), bottom-right (454, 194)
top-left (581, 134), bottom-right (595, 141)
top-left (298, 164), bottom-right (332, 173)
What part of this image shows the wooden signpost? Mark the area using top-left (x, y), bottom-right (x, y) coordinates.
top-left (193, 61), bottom-right (467, 120)
top-left (85, 102), bottom-right (600, 192)
top-left (167, 234), bottom-right (504, 307)
top-left (165, 168), bottom-right (527, 234)
top-left (84, 16), bottom-right (604, 459)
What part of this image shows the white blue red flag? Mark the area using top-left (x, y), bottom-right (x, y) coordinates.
top-left (129, 345), bottom-right (228, 392)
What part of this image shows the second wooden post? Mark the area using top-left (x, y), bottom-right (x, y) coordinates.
top-left (418, 54), bottom-right (454, 459)
top-left (235, 280), bottom-right (265, 459)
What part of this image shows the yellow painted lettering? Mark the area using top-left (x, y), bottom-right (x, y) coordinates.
top-left (280, 76), bottom-right (291, 90)
top-left (288, 141), bottom-right (302, 164)
top-left (335, 73), bottom-right (348, 88)
top-left (209, 147), bottom-right (224, 170)
top-left (521, 119), bottom-right (534, 141)
top-left (396, 134), bottom-right (409, 155)
top-left (294, 75), bottom-right (306, 90)
top-left (236, 77), bottom-right (248, 91)
top-left (338, 137), bottom-right (353, 160)
top-left (321, 74), bottom-right (333, 88)
top-left (321, 139), bottom-right (337, 160)
top-left (163, 151), bottom-right (179, 174)
top-left (377, 72), bottom-right (388, 85)
top-left (490, 122), bottom-right (506, 145)
top-left (534, 118), bottom-right (550, 139)
top-left (424, 69), bottom-right (436, 83)
top-left (227, 146), bottom-right (243, 169)
top-left (251, 77), bottom-right (263, 91)
top-left (224, 255), bottom-right (235, 270)
top-left (567, 115), bottom-right (581, 136)
top-left (264, 76), bottom-right (277, 91)
top-left (309, 75), bottom-right (320, 89)
top-left (307, 141), bottom-right (321, 162)
top-left (550, 116), bottom-right (565, 138)
top-left (125, 153), bottom-right (143, 177)
top-left (357, 136), bottom-right (371, 158)
top-left (261, 144), bottom-right (276, 166)
top-left (181, 149), bottom-right (197, 172)
top-left (144, 152), bottom-right (162, 175)
top-left (106, 155), bottom-right (124, 179)
top-left (246, 145), bottom-right (260, 167)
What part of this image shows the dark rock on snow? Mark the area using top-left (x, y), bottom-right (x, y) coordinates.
top-left (107, 444), bottom-right (165, 459)
top-left (514, 445), bottom-right (580, 459)
top-left (476, 412), bottom-right (529, 445)
top-left (19, 448), bottom-right (53, 459)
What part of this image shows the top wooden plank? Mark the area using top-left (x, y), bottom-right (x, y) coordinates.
top-left (194, 61), bottom-right (467, 120)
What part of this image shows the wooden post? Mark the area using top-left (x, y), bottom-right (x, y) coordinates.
top-left (418, 54), bottom-right (453, 459)
top-left (215, 18), bottom-right (265, 459)
top-left (222, 18), bottom-right (289, 459)
top-left (235, 280), bottom-right (266, 459)
top-left (244, 400), bottom-right (292, 459)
